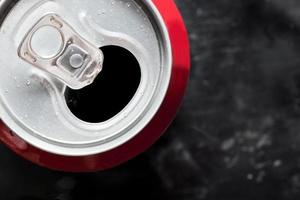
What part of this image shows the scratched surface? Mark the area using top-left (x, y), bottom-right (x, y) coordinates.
top-left (2, 0), bottom-right (300, 199)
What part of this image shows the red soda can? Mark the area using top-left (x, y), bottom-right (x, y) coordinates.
top-left (0, 0), bottom-right (190, 172)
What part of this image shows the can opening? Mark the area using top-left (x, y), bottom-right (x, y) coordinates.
top-left (64, 45), bottom-right (141, 123)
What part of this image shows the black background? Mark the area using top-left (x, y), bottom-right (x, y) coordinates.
top-left (2, 0), bottom-right (300, 199)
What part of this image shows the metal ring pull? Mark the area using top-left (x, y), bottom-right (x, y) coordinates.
top-left (18, 14), bottom-right (104, 90)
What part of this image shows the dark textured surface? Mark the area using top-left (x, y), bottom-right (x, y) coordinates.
top-left (2, 0), bottom-right (300, 199)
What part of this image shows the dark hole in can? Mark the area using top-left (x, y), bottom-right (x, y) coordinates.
top-left (64, 46), bottom-right (141, 123)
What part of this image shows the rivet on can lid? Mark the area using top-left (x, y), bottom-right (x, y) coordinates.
top-left (69, 53), bottom-right (84, 69)
top-left (30, 25), bottom-right (63, 59)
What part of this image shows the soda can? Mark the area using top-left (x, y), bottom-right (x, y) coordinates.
top-left (0, 0), bottom-right (190, 172)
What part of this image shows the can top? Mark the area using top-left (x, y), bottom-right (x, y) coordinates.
top-left (0, 0), bottom-right (171, 156)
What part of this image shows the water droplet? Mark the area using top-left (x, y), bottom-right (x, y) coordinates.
top-left (26, 80), bottom-right (31, 86)
top-left (98, 9), bottom-right (106, 15)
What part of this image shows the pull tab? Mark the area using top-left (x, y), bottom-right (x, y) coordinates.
top-left (18, 14), bottom-right (104, 89)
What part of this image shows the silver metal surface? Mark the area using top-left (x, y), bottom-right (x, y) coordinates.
top-left (0, 0), bottom-right (172, 156)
